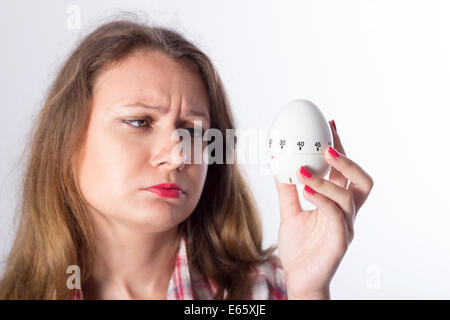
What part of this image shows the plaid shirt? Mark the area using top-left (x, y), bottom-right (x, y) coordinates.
top-left (71, 233), bottom-right (287, 300)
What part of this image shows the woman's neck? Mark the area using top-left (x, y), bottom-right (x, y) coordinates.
top-left (81, 224), bottom-right (181, 300)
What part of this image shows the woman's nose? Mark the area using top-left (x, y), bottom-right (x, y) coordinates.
top-left (149, 127), bottom-right (186, 171)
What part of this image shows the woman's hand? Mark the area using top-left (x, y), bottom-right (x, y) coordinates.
top-left (274, 120), bottom-right (374, 299)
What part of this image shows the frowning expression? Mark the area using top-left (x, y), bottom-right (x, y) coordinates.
top-left (75, 49), bottom-right (210, 231)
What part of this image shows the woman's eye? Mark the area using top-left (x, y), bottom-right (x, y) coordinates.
top-left (122, 119), bottom-right (204, 138)
top-left (187, 127), bottom-right (204, 138)
top-left (123, 118), bottom-right (151, 129)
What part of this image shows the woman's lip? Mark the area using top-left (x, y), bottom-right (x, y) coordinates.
top-left (148, 183), bottom-right (182, 191)
top-left (146, 187), bottom-right (182, 198)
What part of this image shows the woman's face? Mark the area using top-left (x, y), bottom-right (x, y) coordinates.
top-left (75, 49), bottom-right (210, 232)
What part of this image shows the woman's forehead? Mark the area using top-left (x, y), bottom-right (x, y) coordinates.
top-left (91, 50), bottom-right (210, 119)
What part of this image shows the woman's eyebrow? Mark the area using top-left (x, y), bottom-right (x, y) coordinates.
top-left (123, 101), bottom-right (210, 121)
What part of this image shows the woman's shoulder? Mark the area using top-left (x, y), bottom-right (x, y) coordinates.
top-left (249, 254), bottom-right (287, 300)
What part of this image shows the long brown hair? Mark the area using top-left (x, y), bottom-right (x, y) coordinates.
top-left (0, 14), bottom-right (277, 299)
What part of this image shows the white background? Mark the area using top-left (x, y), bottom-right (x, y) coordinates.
top-left (1, 0), bottom-right (449, 299)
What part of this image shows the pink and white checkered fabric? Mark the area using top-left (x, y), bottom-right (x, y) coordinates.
top-left (71, 234), bottom-right (287, 300)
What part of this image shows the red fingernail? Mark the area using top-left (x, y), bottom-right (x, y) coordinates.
top-left (328, 145), bottom-right (340, 158)
top-left (304, 185), bottom-right (316, 194)
top-left (300, 166), bottom-right (312, 179)
top-left (330, 120), bottom-right (337, 132)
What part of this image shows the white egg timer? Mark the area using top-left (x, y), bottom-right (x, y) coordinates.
top-left (267, 99), bottom-right (334, 184)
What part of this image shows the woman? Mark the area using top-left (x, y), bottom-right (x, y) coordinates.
top-left (0, 19), bottom-right (373, 300)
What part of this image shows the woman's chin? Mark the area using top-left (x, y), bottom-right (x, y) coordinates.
top-left (119, 205), bottom-right (185, 231)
